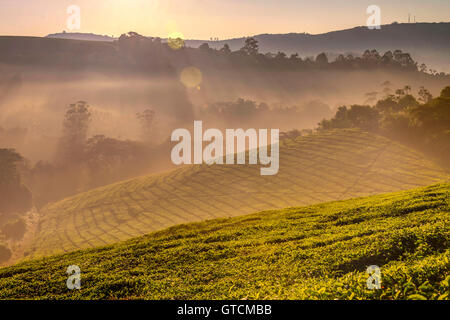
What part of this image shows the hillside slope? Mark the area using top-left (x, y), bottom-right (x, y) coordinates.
top-left (24, 129), bottom-right (448, 260)
top-left (0, 183), bottom-right (448, 299)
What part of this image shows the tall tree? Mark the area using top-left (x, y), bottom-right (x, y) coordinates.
top-left (241, 37), bottom-right (259, 56)
top-left (58, 101), bottom-right (92, 163)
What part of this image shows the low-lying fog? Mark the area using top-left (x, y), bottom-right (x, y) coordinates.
top-left (1, 66), bottom-right (447, 164)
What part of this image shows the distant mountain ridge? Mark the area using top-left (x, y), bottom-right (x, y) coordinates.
top-left (187, 23), bottom-right (450, 72)
top-left (46, 23), bottom-right (450, 72)
top-left (46, 32), bottom-right (116, 42)
top-left (188, 23), bottom-right (450, 51)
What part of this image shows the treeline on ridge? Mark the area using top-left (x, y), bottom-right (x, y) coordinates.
top-left (318, 85), bottom-right (450, 164)
top-left (0, 32), bottom-right (438, 74)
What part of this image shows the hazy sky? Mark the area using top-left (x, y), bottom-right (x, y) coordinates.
top-left (1, 0), bottom-right (449, 39)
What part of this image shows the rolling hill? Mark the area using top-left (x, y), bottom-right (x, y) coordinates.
top-left (0, 182), bottom-right (448, 299)
top-left (23, 129), bottom-right (448, 260)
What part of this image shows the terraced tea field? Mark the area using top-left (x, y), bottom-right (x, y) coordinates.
top-left (26, 129), bottom-right (448, 259)
top-left (1, 183), bottom-right (448, 299)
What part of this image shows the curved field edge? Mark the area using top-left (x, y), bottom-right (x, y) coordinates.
top-left (0, 182), bottom-right (448, 300)
top-left (27, 129), bottom-right (448, 259)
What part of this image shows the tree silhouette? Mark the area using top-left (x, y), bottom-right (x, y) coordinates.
top-left (315, 52), bottom-right (328, 66)
top-left (0, 149), bottom-right (32, 215)
top-left (418, 86), bottom-right (432, 103)
top-left (241, 37), bottom-right (259, 56)
top-left (58, 101), bottom-right (92, 163)
top-left (220, 44), bottom-right (231, 54)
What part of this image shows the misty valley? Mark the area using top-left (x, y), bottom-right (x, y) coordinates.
top-left (0, 10), bottom-right (449, 304)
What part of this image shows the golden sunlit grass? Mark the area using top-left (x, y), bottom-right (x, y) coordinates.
top-left (1, 182), bottom-right (448, 299)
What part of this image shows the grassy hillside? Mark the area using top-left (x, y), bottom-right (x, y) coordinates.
top-left (0, 183), bottom-right (448, 299)
top-left (25, 129), bottom-right (448, 259)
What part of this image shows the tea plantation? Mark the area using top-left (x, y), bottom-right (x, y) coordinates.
top-left (25, 129), bottom-right (448, 259)
top-left (0, 183), bottom-right (448, 299)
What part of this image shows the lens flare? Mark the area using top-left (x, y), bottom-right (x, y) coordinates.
top-left (180, 66), bottom-right (203, 88)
